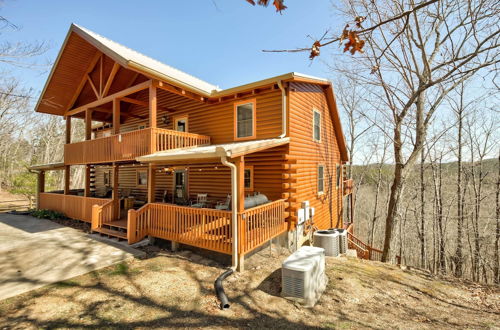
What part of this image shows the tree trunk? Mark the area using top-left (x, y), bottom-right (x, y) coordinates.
top-left (455, 105), bottom-right (464, 277)
top-left (382, 162), bottom-right (405, 262)
top-left (495, 149), bottom-right (500, 284)
top-left (420, 147), bottom-right (426, 268)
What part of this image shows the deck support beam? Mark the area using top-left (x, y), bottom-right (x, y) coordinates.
top-left (84, 165), bottom-right (91, 197)
top-left (113, 98), bottom-right (120, 134)
top-left (112, 163), bottom-right (120, 219)
top-left (234, 156), bottom-right (245, 272)
top-left (64, 165), bottom-right (70, 195)
top-left (149, 83), bottom-right (157, 129)
top-left (36, 171), bottom-right (45, 209)
top-left (147, 164), bottom-right (156, 203)
top-left (85, 109), bottom-right (93, 141)
top-left (65, 117), bottom-right (71, 144)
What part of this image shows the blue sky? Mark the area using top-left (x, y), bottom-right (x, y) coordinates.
top-left (2, 0), bottom-right (343, 94)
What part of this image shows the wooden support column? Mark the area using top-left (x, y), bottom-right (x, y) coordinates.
top-left (149, 83), bottom-right (157, 129)
top-left (64, 165), bottom-right (70, 195)
top-left (36, 171), bottom-right (45, 209)
top-left (113, 98), bottom-right (120, 134)
top-left (84, 165), bottom-right (91, 197)
top-left (234, 156), bottom-right (245, 272)
top-left (85, 109), bottom-right (93, 141)
top-left (147, 164), bottom-right (156, 203)
top-left (65, 117), bottom-right (71, 144)
top-left (112, 163), bottom-right (119, 219)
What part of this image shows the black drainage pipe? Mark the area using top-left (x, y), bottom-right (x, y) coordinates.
top-left (214, 268), bottom-right (234, 310)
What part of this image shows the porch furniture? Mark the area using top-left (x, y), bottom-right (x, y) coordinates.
top-left (215, 194), bottom-right (231, 210)
top-left (191, 193), bottom-right (208, 208)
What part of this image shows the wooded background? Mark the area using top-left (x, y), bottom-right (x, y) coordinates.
top-left (0, 0), bottom-right (498, 284)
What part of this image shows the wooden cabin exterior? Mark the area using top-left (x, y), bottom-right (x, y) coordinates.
top-left (30, 24), bottom-right (353, 270)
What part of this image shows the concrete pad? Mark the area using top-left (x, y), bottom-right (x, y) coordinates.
top-left (0, 213), bottom-right (144, 300)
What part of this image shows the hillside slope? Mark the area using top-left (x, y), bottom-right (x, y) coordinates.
top-left (0, 247), bottom-right (498, 329)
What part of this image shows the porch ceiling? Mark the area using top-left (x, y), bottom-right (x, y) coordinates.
top-left (136, 137), bottom-right (290, 163)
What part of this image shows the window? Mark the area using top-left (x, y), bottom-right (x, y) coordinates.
top-left (137, 170), bottom-right (147, 186)
top-left (103, 130), bottom-right (111, 138)
top-left (336, 164), bottom-right (341, 188)
top-left (244, 166), bottom-right (254, 191)
top-left (318, 165), bottom-right (324, 194)
top-left (174, 116), bottom-right (188, 132)
top-left (103, 170), bottom-right (111, 186)
top-left (234, 99), bottom-right (256, 140)
top-left (138, 124), bottom-right (146, 130)
top-left (313, 108), bottom-right (321, 142)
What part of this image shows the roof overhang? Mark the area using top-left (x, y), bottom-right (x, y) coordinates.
top-left (28, 162), bottom-right (65, 171)
top-left (136, 137), bottom-right (290, 163)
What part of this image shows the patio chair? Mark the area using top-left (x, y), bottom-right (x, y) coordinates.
top-left (191, 193), bottom-right (208, 208)
top-left (215, 194), bottom-right (231, 210)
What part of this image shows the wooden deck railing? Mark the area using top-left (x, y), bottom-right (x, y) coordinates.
top-left (238, 199), bottom-right (286, 254)
top-left (91, 199), bottom-right (118, 231)
top-left (127, 200), bottom-right (287, 255)
top-left (64, 127), bottom-right (210, 165)
top-left (38, 193), bottom-right (111, 222)
top-left (346, 225), bottom-right (400, 264)
top-left (128, 203), bottom-right (233, 254)
top-left (343, 178), bottom-right (354, 195)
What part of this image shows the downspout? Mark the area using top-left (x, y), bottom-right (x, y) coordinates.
top-left (214, 148), bottom-right (238, 309)
top-left (278, 80), bottom-right (287, 138)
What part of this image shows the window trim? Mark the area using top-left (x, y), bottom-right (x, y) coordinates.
top-left (312, 108), bottom-right (321, 142)
top-left (234, 99), bottom-right (257, 141)
top-left (136, 169), bottom-right (148, 187)
top-left (317, 164), bottom-right (325, 195)
top-left (244, 165), bottom-right (254, 191)
top-left (173, 114), bottom-right (189, 132)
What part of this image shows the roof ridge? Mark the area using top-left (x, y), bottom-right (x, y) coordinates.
top-left (72, 23), bottom-right (220, 94)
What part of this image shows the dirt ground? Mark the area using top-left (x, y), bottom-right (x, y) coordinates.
top-left (0, 243), bottom-right (498, 330)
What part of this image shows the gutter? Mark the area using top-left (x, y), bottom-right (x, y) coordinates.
top-left (216, 147), bottom-right (238, 270)
top-left (277, 80), bottom-right (287, 138)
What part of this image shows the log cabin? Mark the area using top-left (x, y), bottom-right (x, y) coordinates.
top-left (29, 24), bottom-right (354, 271)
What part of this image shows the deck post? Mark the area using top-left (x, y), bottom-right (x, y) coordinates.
top-left (235, 156), bottom-right (245, 272)
top-left (36, 171), bottom-right (45, 209)
top-left (65, 116), bottom-right (71, 144)
top-left (112, 163), bottom-right (119, 219)
top-left (147, 164), bottom-right (156, 203)
top-left (84, 165), bottom-right (91, 197)
top-left (85, 109), bottom-right (93, 141)
top-left (64, 165), bottom-right (70, 195)
top-left (149, 82), bottom-right (157, 129)
top-left (112, 98), bottom-right (120, 134)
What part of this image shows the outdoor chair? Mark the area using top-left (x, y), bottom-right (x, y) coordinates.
top-left (215, 194), bottom-right (231, 210)
top-left (191, 193), bottom-right (208, 208)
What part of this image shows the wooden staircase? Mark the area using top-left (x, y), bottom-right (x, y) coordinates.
top-left (345, 224), bottom-right (401, 264)
top-left (93, 217), bottom-right (128, 241)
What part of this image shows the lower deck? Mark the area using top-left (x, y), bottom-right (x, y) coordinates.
top-left (39, 192), bottom-right (288, 258)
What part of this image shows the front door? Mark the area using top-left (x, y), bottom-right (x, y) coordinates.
top-left (174, 170), bottom-right (188, 204)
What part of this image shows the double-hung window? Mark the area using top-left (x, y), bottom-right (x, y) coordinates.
top-left (318, 164), bottom-right (325, 194)
top-left (234, 99), bottom-right (256, 140)
top-left (313, 108), bottom-right (321, 142)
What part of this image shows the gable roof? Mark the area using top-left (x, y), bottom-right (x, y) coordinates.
top-left (35, 24), bottom-right (348, 161)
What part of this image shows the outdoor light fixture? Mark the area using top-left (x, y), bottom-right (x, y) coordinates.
top-left (162, 115), bottom-right (169, 125)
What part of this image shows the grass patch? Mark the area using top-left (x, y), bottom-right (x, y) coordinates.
top-left (108, 263), bottom-right (141, 276)
top-left (53, 280), bottom-right (80, 288)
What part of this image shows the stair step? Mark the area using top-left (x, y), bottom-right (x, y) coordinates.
top-left (95, 227), bottom-right (127, 240)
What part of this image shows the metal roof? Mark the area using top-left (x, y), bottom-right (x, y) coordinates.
top-left (136, 137), bottom-right (290, 163)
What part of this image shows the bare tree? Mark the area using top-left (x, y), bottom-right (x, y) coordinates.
top-left (333, 0), bottom-right (499, 261)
